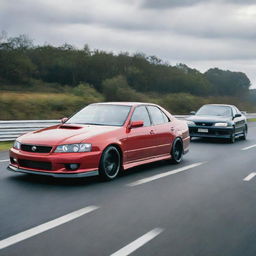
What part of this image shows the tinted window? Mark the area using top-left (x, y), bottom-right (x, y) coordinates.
top-left (232, 108), bottom-right (236, 115)
top-left (161, 111), bottom-right (169, 123)
top-left (234, 107), bottom-right (241, 115)
top-left (147, 106), bottom-right (168, 125)
top-left (131, 106), bottom-right (151, 126)
top-left (67, 104), bottom-right (131, 126)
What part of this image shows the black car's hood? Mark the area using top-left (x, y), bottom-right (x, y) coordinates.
top-left (187, 115), bottom-right (232, 123)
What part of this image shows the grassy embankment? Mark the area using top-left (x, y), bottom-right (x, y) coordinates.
top-left (0, 141), bottom-right (12, 151)
top-left (1, 88), bottom-right (255, 120)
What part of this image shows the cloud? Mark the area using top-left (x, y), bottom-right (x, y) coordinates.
top-left (0, 0), bottom-right (255, 87)
top-left (142, 0), bottom-right (256, 9)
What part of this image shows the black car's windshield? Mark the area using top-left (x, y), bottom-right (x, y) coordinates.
top-left (66, 104), bottom-right (131, 126)
top-left (196, 105), bottom-right (232, 117)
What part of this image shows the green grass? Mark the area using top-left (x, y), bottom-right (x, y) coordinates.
top-left (248, 118), bottom-right (256, 122)
top-left (0, 91), bottom-right (104, 120)
top-left (0, 141), bottom-right (13, 151)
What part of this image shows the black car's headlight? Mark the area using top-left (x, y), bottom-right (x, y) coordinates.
top-left (13, 140), bottom-right (21, 150)
top-left (54, 143), bottom-right (92, 153)
top-left (214, 122), bottom-right (229, 127)
top-left (187, 120), bottom-right (195, 126)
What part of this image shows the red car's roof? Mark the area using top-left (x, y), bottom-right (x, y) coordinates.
top-left (93, 102), bottom-right (156, 107)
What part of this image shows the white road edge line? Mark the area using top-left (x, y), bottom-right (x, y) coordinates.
top-left (110, 228), bottom-right (163, 256)
top-left (127, 162), bottom-right (206, 187)
top-left (243, 172), bottom-right (256, 181)
top-left (0, 205), bottom-right (99, 250)
top-left (242, 144), bottom-right (256, 151)
top-left (0, 159), bottom-right (9, 163)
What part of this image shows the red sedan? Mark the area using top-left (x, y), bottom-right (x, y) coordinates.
top-left (8, 102), bottom-right (190, 180)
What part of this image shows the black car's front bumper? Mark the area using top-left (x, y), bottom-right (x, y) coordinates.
top-left (189, 126), bottom-right (233, 139)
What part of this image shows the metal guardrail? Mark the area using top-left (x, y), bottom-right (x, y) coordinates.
top-left (0, 114), bottom-right (255, 142)
top-left (0, 120), bottom-right (60, 141)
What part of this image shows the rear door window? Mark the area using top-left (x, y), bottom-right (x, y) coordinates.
top-left (147, 106), bottom-right (169, 125)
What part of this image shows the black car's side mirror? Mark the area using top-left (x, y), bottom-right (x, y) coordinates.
top-left (233, 113), bottom-right (242, 119)
top-left (190, 111), bottom-right (196, 115)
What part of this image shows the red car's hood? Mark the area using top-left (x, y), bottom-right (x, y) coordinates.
top-left (18, 124), bottom-right (120, 145)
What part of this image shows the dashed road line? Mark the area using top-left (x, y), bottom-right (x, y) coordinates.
top-left (127, 162), bottom-right (206, 187)
top-left (0, 205), bottom-right (99, 250)
top-left (241, 144), bottom-right (256, 151)
top-left (0, 159), bottom-right (9, 163)
top-left (243, 173), bottom-right (256, 181)
top-left (110, 228), bottom-right (163, 256)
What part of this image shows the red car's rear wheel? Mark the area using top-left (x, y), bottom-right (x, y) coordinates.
top-left (171, 138), bottom-right (183, 164)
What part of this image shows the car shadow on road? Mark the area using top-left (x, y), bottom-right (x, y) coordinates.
top-left (191, 137), bottom-right (245, 144)
top-left (8, 172), bottom-right (102, 187)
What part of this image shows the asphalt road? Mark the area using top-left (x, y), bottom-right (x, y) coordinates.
top-left (1, 122), bottom-right (256, 256)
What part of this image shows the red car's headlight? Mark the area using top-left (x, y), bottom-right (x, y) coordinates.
top-left (54, 143), bottom-right (92, 153)
top-left (13, 140), bottom-right (21, 150)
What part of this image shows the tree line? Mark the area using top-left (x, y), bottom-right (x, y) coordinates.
top-left (0, 34), bottom-right (251, 98)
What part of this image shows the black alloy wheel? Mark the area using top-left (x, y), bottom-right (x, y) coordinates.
top-left (99, 146), bottom-right (121, 180)
top-left (241, 126), bottom-right (247, 140)
top-left (229, 127), bottom-right (236, 143)
top-left (171, 138), bottom-right (183, 164)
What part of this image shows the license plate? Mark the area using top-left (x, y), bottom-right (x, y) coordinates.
top-left (198, 128), bottom-right (208, 133)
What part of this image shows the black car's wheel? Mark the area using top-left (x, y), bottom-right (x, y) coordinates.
top-left (241, 126), bottom-right (247, 140)
top-left (99, 146), bottom-right (121, 181)
top-left (229, 129), bottom-right (235, 143)
top-left (171, 138), bottom-right (183, 164)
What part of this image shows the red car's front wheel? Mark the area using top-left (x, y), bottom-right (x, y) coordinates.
top-left (99, 146), bottom-right (121, 180)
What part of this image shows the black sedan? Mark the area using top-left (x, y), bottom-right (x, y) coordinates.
top-left (187, 104), bottom-right (247, 143)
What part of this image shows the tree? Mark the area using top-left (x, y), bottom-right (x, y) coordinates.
top-left (205, 68), bottom-right (251, 96)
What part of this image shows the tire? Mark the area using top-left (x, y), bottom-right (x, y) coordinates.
top-left (171, 138), bottom-right (183, 164)
top-left (241, 126), bottom-right (247, 140)
top-left (99, 146), bottom-right (121, 181)
top-left (229, 130), bottom-right (235, 143)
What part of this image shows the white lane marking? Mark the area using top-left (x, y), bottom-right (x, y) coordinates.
top-left (243, 173), bottom-right (256, 181)
top-left (242, 144), bottom-right (256, 151)
top-left (110, 228), bottom-right (163, 256)
top-left (0, 206), bottom-right (99, 250)
top-left (0, 159), bottom-right (9, 163)
top-left (128, 162), bottom-right (205, 187)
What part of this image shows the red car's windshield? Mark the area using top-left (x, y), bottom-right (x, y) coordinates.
top-left (66, 104), bottom-right (131, 126)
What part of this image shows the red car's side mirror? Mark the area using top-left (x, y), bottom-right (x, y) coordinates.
top-left (61, 117), bottom-right (68, 123)
top-left (129, 121), bottom-right (144, 129)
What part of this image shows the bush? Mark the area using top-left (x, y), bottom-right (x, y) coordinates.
top-left (102, 75), bottom-right (147, 102)
top-left (72, 83), bottom-right (104, 102)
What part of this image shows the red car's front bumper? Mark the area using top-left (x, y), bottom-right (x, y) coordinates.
top-left (8, 148), bottom-right (101, 178)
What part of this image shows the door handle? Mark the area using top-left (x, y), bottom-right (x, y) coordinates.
top-left (150, 130), bottom-right (155, 135)
top-left (170, 127), bottom-right (175, 131)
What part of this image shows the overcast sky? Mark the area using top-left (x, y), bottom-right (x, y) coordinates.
top-left (1, 0), bottom-right (255, 88)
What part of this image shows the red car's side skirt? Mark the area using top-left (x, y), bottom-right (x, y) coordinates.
top-left (123, 154), bottom-right (171, 170)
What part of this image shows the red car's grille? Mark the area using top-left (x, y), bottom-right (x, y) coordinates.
top-left (18, 159), bottom-right (52, 170)
top-left (20, 144), bottom-right (52, 153)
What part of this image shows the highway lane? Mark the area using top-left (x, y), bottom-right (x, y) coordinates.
top-left (0, 122), bottom-right (256, 255)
